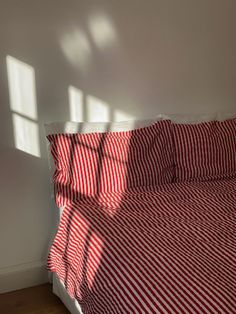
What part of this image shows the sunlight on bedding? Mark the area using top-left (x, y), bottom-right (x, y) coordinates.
top-left (69, 86), bottom-right (83, 122)
top-left (6, 55), bottom-right (40, 157)
top-left (86, 231), bottom-right (104, 290)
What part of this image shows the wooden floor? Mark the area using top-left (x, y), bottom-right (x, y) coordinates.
top-left (0, 284), bottom-right (70, 314)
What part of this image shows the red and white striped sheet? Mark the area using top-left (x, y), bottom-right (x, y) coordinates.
top-left (47, 120), bottom-right (174, 207)
top-left (173, 119), bottom-right (236, 182)
top-left (48, 178), bottom-right (236, 314)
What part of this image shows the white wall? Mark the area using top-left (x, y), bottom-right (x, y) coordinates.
top-left (0, 0), bottom-right (236, 292)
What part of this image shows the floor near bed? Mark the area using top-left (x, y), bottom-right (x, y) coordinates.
top-left (0, 284), bottom-right (69, 314)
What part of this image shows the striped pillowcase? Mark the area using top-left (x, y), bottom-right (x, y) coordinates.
top-left (173, 118), bottom-right (236, 182)
top-left (47, 120), bottom-right (174, 206)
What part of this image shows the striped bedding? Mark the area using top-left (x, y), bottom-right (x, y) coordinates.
top-left (46, 120), bottom-right (173, 207)
top-left (173, 118), bottom-right (236, 182)
top-left (48, 177), bottom-right (236, 314)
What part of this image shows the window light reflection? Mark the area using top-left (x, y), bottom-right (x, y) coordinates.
top-left (69, 86), bottom-right (83, 122)
top-left (7, 55), bottom-right (40, 157)
top-left (12, 113), bottom-right (40, 157)
top-left (114, 109), bottom-right (134, 122)
top-left (60, 29), bottom-right (91, 71)
top-left (87, 95), bottom-right (110, 122)
top-left (88, 13), bottom-right (117, 50)
top-left (6, 55), bottom-right (37, 120)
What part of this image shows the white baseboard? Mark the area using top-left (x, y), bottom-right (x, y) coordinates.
top-left (0, 260), bottom-right (49, 293)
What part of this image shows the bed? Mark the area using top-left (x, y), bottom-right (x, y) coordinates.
top-left (45, 114), bottom-right (236, 314)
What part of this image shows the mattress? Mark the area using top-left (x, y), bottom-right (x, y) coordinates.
top-left (49, 178), bottom-right (236, 313)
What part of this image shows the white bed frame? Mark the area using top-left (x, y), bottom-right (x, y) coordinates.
top-left (53, 273), bottom-right (83, 314)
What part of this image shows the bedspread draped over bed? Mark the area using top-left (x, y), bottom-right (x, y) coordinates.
top-left (48, 178), bottom-right (236, 314)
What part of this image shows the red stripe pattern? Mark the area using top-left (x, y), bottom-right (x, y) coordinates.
top-left (47, 120), bottom-right (174, 207)
top-left (48, 178), bottom-right (236, 313)
top-left (47, 118), bottom-right (236, 313)
top-left (173, 119), bottom-right (236, 182)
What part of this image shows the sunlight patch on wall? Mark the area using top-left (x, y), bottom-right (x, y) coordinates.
top-left (87, 95), bottom-right (110, 122)
top-left (60, 29), bottom-right (91, 72)
top-left (88, 13), bottom-right (117, 50)
top-left (12, 114), bottom-right (40, 157)
top-left (6, 55), bottom-right (40, 157)
top-left (6, 56), bottom-right (37, 120)
top-left (69, 86), bottom-right (83, 122)
top-left (114, 109), bottom-right (134, 122)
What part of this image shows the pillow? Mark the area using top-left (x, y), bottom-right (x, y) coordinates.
top-left (158, 112), bottom-right (236, 124)
top-left (47, 120), bottom-right (173, 207)
top-left (173, 118), bottom-right (236, 182)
